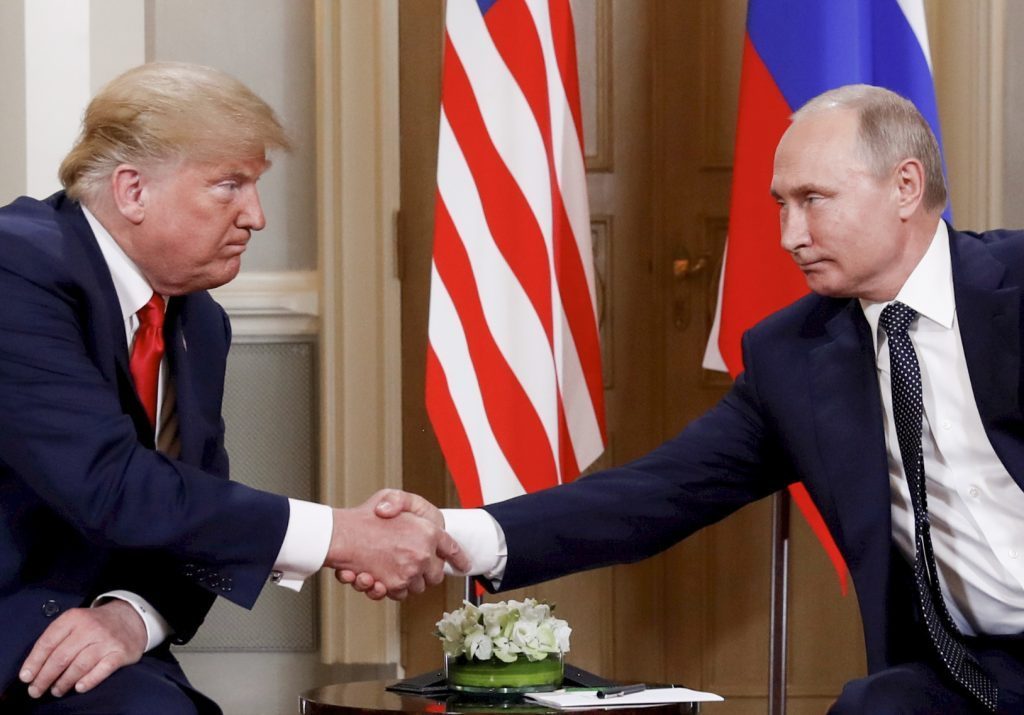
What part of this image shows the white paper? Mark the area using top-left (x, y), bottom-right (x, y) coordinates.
top-left (524, 687), bottom-right (724, 709)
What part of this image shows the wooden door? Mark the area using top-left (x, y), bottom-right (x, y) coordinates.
top-left (398, 2), bottom-right (865, 710)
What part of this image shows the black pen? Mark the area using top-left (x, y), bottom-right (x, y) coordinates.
top-left (597, 684), bottom-right (646, 699)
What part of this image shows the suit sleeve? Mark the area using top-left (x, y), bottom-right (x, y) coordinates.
top-left (0, 232), bottom-right (288, 610)
top-left (485, 331), bottom-right (793, 592)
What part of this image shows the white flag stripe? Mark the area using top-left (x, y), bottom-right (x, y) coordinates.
top-left (557, 309), bottom-right (605, 470)
top-left (447, 0), bottom-right (553, 248)
top-left (524, 0), bottom-right (598, 304)
top-left (437, 111), bottom-right (561, 453)
top-left (895, 0), bottom-right (933, 70)
top-left (428, 264), bottom-right (527, 504)
top-left (701, 243), bottom-right (730, 372)
top-left (555, 115), bottom-right (598, 305)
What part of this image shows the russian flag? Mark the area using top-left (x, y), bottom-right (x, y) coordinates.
top-left (703, 0), bottom-right (947, 592)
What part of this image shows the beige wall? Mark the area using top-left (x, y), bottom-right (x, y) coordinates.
top-left (0, 0), bottom-right (26, 203)
top-left (149, 0), bottom-right (318, 271)
top-left (1004, 1), bottom-right (1024, 228)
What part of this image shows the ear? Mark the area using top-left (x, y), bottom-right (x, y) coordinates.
top-left (109, 165), bottom-right (146, 225)
top-left (894, 158), bottom-right (926, 220)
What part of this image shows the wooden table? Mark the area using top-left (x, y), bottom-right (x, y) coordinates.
top-left (299, 680), bottom-right (703, 715)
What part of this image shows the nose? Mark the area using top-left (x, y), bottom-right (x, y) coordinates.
top-left (779, 206), bottom-right (810, 254)
top-left (239, 186), bottom-right (266, 231)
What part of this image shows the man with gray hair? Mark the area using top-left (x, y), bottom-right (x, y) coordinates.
top-left (363, 84), bottom-right (1024, 712)
top-left (0, 62), bottom-right (468, 713)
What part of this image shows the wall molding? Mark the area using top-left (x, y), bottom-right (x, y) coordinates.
top-left (211, 270), bottom-right (319, 340)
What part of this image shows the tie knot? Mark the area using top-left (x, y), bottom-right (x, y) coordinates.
top-left (138, 294), bottom-right (166, 328)
top-left (880, 300), bottom-right (917, 337)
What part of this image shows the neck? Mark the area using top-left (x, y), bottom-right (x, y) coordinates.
top-left (867, 213), bottom-right (942, 302)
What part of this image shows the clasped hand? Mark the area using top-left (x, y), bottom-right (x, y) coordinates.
top-left (328, 489), bottom-right (468, 601)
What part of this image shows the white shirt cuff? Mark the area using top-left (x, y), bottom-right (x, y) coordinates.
top-left (441, 508), bottom-right (507, 584)
top-left (92, 590), bottom-right (171, 652)
top-left (270, 499), bottom-right (333, 591)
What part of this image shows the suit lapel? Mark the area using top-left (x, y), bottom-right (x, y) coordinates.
top-left (808, 302), bottom-right (892, 563)
top-left (165, 296), bottom-right (204, 465)
top-left (950, 229), bottom-right (1024, 484)
top-left (808, 301), bottom-right (896, 667)
top-left (55, 196), bottom-right (155, 445)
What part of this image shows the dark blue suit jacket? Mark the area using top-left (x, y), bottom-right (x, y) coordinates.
top-left (487, 225), bottom-right (1024, 675)
top-left (0, 193), bottom-right (291, 692)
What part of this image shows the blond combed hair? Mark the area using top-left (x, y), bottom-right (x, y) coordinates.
top-left (59, 62), bottom-right (291, 203)
top-left (792, 84), bottom-right (948, 212)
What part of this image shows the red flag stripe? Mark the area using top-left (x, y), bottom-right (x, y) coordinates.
top-left (545, 0), bottom-right (585, 152)
top-left (427, 260), bottom-right (526, 504)
top-left (553, 205), bottom-right (607, 442)
top-left (425, 346), bottom-right (485, 508)
top-left (442, 35), bottom-right (556, 344)
top-left (719, 35), bottom-right (806, 375)
top-left (436, 110), bottom-right (562, 453)
top-left (433, 197), bottom-right (559, 494)
top-left (482, 0), bottom-right (607, 448)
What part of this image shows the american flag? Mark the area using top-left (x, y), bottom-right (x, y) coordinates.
top-left (426, 0), bottom-right (606, 508)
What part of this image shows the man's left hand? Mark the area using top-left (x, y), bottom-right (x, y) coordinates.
top-left (19, 599), bottom-right (146, 699)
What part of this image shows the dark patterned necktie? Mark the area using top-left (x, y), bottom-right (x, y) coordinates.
top-left (880, 301), bottom-right (998, 711)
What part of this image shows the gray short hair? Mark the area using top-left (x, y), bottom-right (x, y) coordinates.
top-left (792, 84), bottom-right (947, 211)
top-left (60, 62), bottom-right (291, 204)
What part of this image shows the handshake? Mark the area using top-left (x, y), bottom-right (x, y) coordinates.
top-left (326, 489), bottom-right (470, 601)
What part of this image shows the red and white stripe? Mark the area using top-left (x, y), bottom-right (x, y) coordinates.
top-left (426, 0), bottom-right (606, 508)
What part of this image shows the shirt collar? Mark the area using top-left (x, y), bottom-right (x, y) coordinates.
top-left (82, 206), bottom-right (156, 321)
top-left (860, 220), bottom-right (953, 359)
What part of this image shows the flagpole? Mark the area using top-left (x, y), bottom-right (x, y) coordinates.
top-left (463, 576), bottom-right (481, 607)
top-left (768, 490), bottom-right (790, 715)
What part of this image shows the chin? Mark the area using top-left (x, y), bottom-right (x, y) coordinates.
top-left (804, 277), bottom-right (847, 298)
top-left (212, 260), bottom-right (243, 289)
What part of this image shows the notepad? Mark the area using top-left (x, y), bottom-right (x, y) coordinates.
top-left (524, 687), bottom-right (724, 708)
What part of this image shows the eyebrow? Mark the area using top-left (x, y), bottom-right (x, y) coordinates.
top-left (770, 183), bottom-right (820, 200)
top-left (222, 164), bottom-right (270, 183)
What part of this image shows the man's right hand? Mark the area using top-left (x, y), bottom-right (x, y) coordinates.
top-left (326, 490), bottom-right (468, 600)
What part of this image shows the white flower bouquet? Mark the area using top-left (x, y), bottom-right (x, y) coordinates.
top-left (435, 598), bottom-right (571, 663)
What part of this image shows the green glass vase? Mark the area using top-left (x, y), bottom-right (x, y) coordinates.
top-left (445, 653), bottom-right (564, 693)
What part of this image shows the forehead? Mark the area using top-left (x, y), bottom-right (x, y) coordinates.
top-left (150, 155), bottom-right (267, 189)
top-left (195, 154), bottom-right (270, 178)
top-left (771, 108), bottom-right (866, 192)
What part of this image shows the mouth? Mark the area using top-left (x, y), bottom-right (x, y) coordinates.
top-left (223, 242), bottom-right (249, 257)
top-left (794, 257), bottom-right (825, 271)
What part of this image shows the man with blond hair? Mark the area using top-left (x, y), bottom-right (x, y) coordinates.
top-left (362, 84), bottom-right (1024, 712)
top-left (0, 62), bottom-right (468, 714)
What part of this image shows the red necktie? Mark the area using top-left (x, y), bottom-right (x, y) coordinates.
top-left (130, 294), bottom-right (166, 429)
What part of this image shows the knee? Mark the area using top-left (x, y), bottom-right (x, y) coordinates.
top-left (115, 686), bottom-right (201, 715)
top-left (28, 662), bottom-right (207, 715)
top-left (830, 664), bottom-right (976, 715)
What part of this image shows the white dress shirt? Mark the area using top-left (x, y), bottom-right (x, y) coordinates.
top-left (82, 208), bottom-right (331, 650)
top-left (861, 220), bottom-right (1024, 636)
top-left (447, 221), bottom-right (1024, 637)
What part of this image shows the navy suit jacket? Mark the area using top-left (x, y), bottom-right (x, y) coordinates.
top-left (486, 225), bottom-right (1024, 675)
top-left (0, 193), bottom-right (290, 692)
